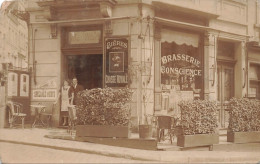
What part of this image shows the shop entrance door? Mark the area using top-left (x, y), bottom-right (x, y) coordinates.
top-left (217, 63), bottom-right (234, 128)
top-left (65, 54), bottom-right (103, 89)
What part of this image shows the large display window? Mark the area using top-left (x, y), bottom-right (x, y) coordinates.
top-left (160, 29), bottom-right (203, 114)
top-left (161, 29), bottom-right (203, 95)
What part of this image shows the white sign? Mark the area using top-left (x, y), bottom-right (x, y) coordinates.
top-left (36, 78), bottom-right (57, 89)
top-left (32, 89), bottom-right (57, 100)
top-left (68, 31), bottom-right (101, 44)
top-left (7, 72), bottom-right (18, 96)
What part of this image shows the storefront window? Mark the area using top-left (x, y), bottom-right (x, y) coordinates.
top-left (161, 29), bottom-right (203, 95)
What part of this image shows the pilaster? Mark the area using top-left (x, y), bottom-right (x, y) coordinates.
top-left (154, 22), bottom-right (161, 111)
top-left (204, 32), bottom-right (217, 100)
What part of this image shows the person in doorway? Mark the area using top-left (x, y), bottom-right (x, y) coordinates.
top-left (69, 77), bottom-right (84, 105)
top-left (61, 80), bottom-right (73, 126)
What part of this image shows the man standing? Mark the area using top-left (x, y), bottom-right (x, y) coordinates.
top-left (69, 77), bottom-right (84, 105)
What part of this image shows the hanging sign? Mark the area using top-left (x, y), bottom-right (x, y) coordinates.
top-left (105, 38), bottom-right (128, 87)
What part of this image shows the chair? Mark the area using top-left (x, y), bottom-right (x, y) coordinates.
top-left (39, 102), bottom-right (56, 128)
top-left (6, 101), bottom-right (27, 129)
top-left (157, 115), bottom-right (175, 144)
top-left (68, 105), bottom-right (77, 135)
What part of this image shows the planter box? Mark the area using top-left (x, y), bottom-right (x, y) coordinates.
top-left (139, 124), bottom-right (152, 139)
top-left (76, 125), bottom-right (129, 138)
top-left (227, 131), bottom-right (260, 143)
top-left (177, 133), bottom-right (219, 147)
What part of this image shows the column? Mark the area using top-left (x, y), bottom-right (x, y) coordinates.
top-left (204, 32), bottom-right (217, 100)
top-left (154, 22), bottom-right (162, 112)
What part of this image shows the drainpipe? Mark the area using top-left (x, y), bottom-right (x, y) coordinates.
top-left (32, 28), bottom-right (37, 85)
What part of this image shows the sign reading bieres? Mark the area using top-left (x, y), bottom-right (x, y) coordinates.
top-left (105, 38), bottom-right (128, 87)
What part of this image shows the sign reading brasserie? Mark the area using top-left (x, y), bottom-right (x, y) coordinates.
top-left (161, 42), bottom-right (203, 91)
top-left (105, 38), bottom-right (128, 87)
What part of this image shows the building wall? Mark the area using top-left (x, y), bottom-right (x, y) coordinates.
top-left (0, 0), bottom-right (28, 69)
top-left (25, 0), bottom-right (260, 127)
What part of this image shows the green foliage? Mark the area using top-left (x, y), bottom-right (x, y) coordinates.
top-left (178, 100), bottom-right (218, 135)
top-left (76, 87), bottom-right (133, 126)
top-left (229, 98), bottom-right (260, 132)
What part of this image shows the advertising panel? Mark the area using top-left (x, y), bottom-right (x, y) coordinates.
top-left (7, 72), bottom-right (18, 96)
top-left (105, 38), bottom-right (128, 87)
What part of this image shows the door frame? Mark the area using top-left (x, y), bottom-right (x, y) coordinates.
top-left (217, 61), bottom-right (235, 128)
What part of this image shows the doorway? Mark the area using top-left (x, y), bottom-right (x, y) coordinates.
top-left (65, 54), bottom-right (103, 89)
top-left (217, 63), bottom-right (234, 128)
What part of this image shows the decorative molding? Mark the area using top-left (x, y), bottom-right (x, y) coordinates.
top-left (50, 24), bottom-right (57, 39)
top-left (10, 9), bottom-right (30, 25)
top-left (204, 32), bottom-right (216, 46)
top-left (100, 2), bottom-right (112, 18)
top-left (154, 22), bottom-right (161, 41)
top-left (105, 20), bottom-right (113, 35)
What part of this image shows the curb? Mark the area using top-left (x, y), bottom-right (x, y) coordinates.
top-left (0, 138), bottom-right (260, 163)
top-left (0, 139), bottom-right (160, 162)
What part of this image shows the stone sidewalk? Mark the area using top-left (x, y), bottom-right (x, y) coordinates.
top-left (0, 128), bottom-right (260, 163)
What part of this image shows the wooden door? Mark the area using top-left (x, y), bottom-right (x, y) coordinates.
top-left (217, 63), bottom-right (234, 128)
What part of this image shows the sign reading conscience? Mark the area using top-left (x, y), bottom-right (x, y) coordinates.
top-left (105, 38), bottom-right (128, 87)
top-left (161, 42), bottom-right (203, 91)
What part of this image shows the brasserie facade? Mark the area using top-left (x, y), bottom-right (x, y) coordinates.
top-left (24, 0), bottom-right (260, 128)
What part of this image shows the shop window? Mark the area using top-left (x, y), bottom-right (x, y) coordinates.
top-left (248, 63), bottom-right (260, 99)
top-left (161, 30), bottom-right (203, 95)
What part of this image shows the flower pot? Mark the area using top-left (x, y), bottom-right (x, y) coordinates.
top-left (177, 133), bottom-right (219, 147)
top-left (139, 124), bottom-right (152, 139)
top-left (76, 125), bottom-right (129, 138)
top-left (227, 131), bottom-right (260, 143)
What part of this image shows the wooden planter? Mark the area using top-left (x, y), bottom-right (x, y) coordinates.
top-left (76, 125), bottom-right (129, 138)
top-left (227, 131), bottom-right (260, 143)
top-left (177, 133), bottom-right (219, 147)
top-left (139, 124), bottom-right (152, 139)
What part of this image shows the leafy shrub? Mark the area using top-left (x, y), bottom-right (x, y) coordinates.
top-left (229, 98), bottom-right (260, 132)
top-left (76, 87), bottom-right (133, 126)
top-left (178, 100), bottom-right (218, 135)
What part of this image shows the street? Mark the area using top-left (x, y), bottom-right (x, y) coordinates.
top-left (0, 142), bottom-right (152, 163)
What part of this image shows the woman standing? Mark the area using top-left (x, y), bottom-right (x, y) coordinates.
top-left (61, 80), bottom-right (72, 126)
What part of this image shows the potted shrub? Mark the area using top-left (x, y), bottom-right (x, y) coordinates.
top-left (177, 100), bottom-right (219, 147)
top-left (75, 87), bottom-right (133, 138)
top-left (227, 98), bottom-right (260, 143)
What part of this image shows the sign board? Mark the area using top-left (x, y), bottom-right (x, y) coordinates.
top-left (32, 89), bottom-right (57, 100)
top-left (32, 78), bottom-right (58, 100)
top-left (7, 72), bottom-right (18, 96)
top-left (68, 31), bottom-right (101, 45)
top-left (105, 38), bottom-right (128, 87)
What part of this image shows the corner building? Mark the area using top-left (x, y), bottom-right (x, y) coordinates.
top-left (26, 0), bottom-right (259, 128)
